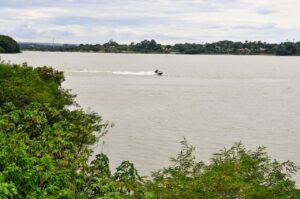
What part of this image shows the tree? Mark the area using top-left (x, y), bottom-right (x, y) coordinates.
top-left (131, 40), bottom-right (163, 53)
top-left (0, 63), bottom-right (110, 198)
top-left (0, 64), bottom-right (73, 108)
top-left (0, 35), bottom-right (20, 53)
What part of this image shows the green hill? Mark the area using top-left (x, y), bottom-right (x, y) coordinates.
top-left (0, 35), bottom-right (20, 53)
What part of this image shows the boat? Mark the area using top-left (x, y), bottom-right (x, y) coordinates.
top-left (155, 69), bottom-right (163, 76)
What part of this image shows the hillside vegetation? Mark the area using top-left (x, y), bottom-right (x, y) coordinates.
top-left (0, 62), bottom-right (299, 198)
top-left (0, 35), bottom-right (20, 53)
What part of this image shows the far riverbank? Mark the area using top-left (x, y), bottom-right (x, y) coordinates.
top-left (19, 39), bottom-right (300, 56)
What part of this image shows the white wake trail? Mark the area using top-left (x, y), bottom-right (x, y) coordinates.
top-left (70, 69), bottom-right (156, 76)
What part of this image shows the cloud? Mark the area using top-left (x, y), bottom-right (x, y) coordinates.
top-left (0, 0), bottom-right (299, 44)
top-left (256, 8), bottom-right (274, 15)
top-left (233, 23), bottom-right (276, 30)
top-left (51, 16), bottom-right (168, 27)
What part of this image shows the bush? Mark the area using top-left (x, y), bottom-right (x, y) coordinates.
top-left (147, 139), bottom-right (300, 198)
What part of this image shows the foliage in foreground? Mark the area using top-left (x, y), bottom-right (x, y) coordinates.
top-left (0, 62), bottom-right (299, 198)
top-left (0, 63), bottom-right (73, 109)
top-left (148, 139), bottom-right (300, 198)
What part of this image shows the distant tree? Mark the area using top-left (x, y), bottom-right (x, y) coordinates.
top-left (131, 39), bottom-right (163, 53)
top-left (19, 38), bottom-right (300, 56)
top-left (0, 46), bottom-right (5, 53)
top-left (103, 40), bottom-right (119, 47)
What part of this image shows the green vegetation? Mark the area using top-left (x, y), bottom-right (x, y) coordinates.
top-left (20, 39), bottom-right (300, 55)
top-left (148, 139), bottom-right (300, 198)
top-left (0, 64), bottom-right (72, 109)
top-left (0, 62), bottom-right (299, 198)
top-left (0, 35), bottom-right (20, 53)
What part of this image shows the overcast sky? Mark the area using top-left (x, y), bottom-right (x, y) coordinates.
top-left (0, 0), bottom-right (299, 44)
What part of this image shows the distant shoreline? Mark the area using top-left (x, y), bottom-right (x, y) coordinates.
top-left (19, 40), bottom-right (300, 56)
top-left (18, 50), bottom-right (300, 57)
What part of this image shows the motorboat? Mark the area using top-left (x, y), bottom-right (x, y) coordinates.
top-left (154, 69), bottom-right (163, 76)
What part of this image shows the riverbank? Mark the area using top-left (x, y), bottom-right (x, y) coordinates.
top-left (19, 39), bottom-right (300, 56)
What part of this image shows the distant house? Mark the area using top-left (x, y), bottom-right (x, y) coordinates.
top-left (260, 48), bottom-right (266, 51)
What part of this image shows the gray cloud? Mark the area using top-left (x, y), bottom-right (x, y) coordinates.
top-left (256, 8), bottom-right (274, 15)
top-left (0, 0), bottom-right (299, 44)
top-left (233, 23), bottom-right (276, 30)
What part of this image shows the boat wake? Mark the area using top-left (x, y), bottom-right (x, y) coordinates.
top-left (71, 69), bottom-right (106, 73)
top-left (70, 70), bottom-right (156, 76)
top-left (112, 71), bottom-right (155, 76)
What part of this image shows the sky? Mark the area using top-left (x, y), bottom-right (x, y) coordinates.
top-left (0, 0), bottom-right (299, 44)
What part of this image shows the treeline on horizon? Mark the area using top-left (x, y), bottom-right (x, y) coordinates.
top-left (20, 39), bottom-right (300, 56)
top-left (1, 61), bottom-right (300, 198)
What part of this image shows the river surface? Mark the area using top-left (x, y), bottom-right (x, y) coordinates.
top-left (2, 51), bottom-right (300, 183)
